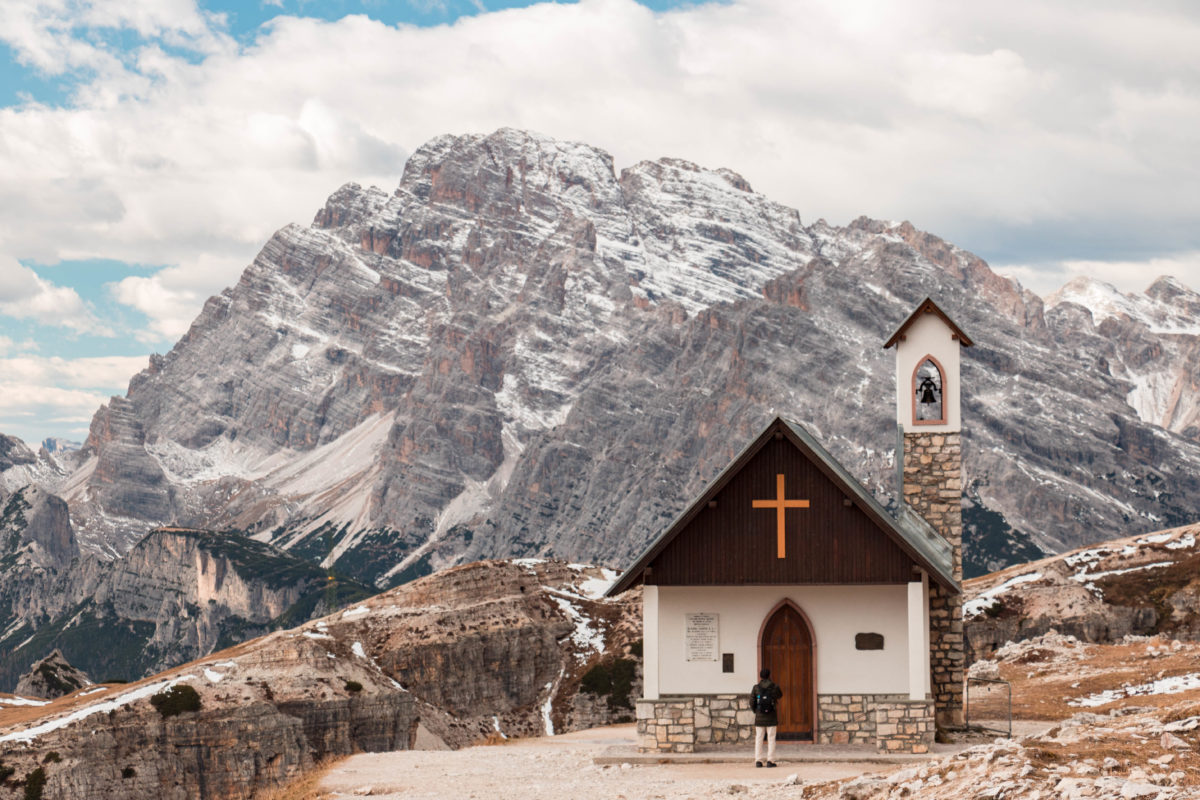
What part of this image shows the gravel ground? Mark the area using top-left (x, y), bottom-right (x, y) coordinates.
top-left (320, 725), bottom-right (911, 799)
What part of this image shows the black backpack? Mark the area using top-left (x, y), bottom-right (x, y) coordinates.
top-left (752, 684), bottom-right (776, 715)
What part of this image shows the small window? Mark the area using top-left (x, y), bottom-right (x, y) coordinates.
top-left (913, 357), bottom-right (945, 424)
top-left (722, 653), bottom-right (735, 673)
top-left (855, 632), bottom-right (884, 650)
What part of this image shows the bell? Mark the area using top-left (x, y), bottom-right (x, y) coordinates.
top-left (920, 386), bottom-right (937, 404)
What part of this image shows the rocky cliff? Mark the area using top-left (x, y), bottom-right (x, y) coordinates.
top-left (10, 129), bottom-right (1200, 590)
top-left (13, 651), bottom-right (89, 700)
top-left (964, 520), bottom-right (1200, 662)
top-left (0, 515), bottom-right (373, 692)
top-left (0, 559), bottom-right (639, 799)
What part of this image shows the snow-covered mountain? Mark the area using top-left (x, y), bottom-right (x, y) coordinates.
top-left (1046, 276), bottom-right (1200, 439)
top-left (10, 128), bottom-right (1200, 587)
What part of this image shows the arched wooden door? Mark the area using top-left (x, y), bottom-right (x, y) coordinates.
top-left (760, 602), bottom-right (815, 740)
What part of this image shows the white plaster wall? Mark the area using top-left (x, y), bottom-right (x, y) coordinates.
top-left (653, 585), bottom-right (911, 696)
top-left (893, 311), bottom-right (962, 433)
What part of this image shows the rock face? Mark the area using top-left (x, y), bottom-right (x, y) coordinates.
top-left (10, 128), bottom-right (1200, 589)
top-left (13, 650), bottom-right (89, 699)
top-left (0, 558), bottom-right (639, 799)
top-left (0, 519), bottom-right (373, 691)
top-left (0, 437), bottom-right (35, 473)
top-left (964, 521), bottom-right (1200, 662)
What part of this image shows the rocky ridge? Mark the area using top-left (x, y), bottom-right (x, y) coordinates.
top-left (13, 651), bottom-right (89, 700)
top-left (0, 502), bottom-right (373, 691)
top-left (964, 520), bottom-right (1200, 662)
top-left (0, 558), bottom-right (639, 799)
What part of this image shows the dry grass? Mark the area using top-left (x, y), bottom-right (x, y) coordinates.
top-left (478, 732), bottom-right (513, 746)
top-left (252, 756), bottom-right (348, 800)
top-left (979, 638), bottom-right (1200, 721)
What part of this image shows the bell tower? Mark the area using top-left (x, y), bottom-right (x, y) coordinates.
top-left (884, 297), bottom-right (973, 728)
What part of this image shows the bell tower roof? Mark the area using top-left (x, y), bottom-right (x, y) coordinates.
top-left (882, 297), bottom-right (973, 350)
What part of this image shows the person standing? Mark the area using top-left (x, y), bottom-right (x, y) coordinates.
top-left (751, 667), bottom-right (783, 767)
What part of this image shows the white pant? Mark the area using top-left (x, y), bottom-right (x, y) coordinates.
top-left (754, 725), bottom-right (777, 763)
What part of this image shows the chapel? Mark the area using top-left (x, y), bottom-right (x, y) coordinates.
top-left (607, 298), bottom-right (971, 754)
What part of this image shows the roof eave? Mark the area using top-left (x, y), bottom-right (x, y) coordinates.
top-left (607, 416), bottom-right (961, 596)
top-left (883, 297), bottom-right (974, 349)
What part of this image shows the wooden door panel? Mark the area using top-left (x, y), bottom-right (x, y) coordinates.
top-left (761, 604), bottom-right (813, 740)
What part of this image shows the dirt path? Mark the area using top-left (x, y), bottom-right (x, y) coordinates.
top-left (320, 725), bottom-right (913, 799)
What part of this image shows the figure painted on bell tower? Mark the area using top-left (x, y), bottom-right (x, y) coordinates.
top-left (914, 358), bottom-right (944, 423)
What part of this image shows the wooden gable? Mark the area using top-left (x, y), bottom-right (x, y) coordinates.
top-left (608, 417), bottom-right (958, 594)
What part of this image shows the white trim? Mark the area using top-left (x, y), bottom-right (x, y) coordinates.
top-left (907, 579), bottom-right (926, 700)
top-left (643, 585), bottom-right (660, 699)
top-left (922, 572), bottom-right (931, 696)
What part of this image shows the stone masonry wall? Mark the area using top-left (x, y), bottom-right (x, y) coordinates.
top-left (817, 693), bottom-right (906, 744)
top-left (693, 695), bottom-right (755, 746)
top-left (903, 431), bottom-right (964, 728)
top-left (874, 699), bottom-right (935, 754)
top-left (635, 698), bottom-right (695, 753)
top-left (636, 696), bottom-right (755, 752)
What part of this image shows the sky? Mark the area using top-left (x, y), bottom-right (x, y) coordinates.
top-left (0, 0), bottom-right (1198, 447)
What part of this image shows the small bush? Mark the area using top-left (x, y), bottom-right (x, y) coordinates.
top-left (41, 753), bottom-right (60, 764)
top-left (150, 685), bottom-right (202, 718)
top-left (23, 767), bottom-right (45, 800)
top-left (122, 767), bottom-right (136, 779)
top-left (343, 680), bottom-right (363, 693)
top-left (0, 762), bottom-right (14, 781)
top-left (628, 640), bottom-right (643, 658)
top-left (579, 657), bottom-right (638, 709)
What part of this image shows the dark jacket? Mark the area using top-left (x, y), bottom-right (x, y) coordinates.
top-left (751, 679), bottom-right (783, 727)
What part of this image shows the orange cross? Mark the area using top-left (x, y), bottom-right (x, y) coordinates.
top-left (752, 474), bottom-right (810, 559)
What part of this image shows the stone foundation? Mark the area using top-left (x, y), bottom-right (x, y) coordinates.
top-left (693, 695), bottom-right (755, 745)
top-left (816, 693), bottom-right (907, 745)
top-left (636, 696), bottom-right (754, 752)
top-left (639, 695), bottom-right (930, 750)
top-left (635, 698), bottom-right (695, 753)
top-left (874, 699), bottom-right (935, 753)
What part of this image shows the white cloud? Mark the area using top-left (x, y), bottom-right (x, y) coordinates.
top-left (996, 252), bottom-right (1200, 298)
top-left (108, 254), bottom-right (245, 341)
top-left (0, 354), bottom-right (149, 441)
top-left (0, 257), bottom-right (113, 335)
top-left (0, 354), bottom-right (149, 389)
top-left (0, 0), bottom-right (1197, 344)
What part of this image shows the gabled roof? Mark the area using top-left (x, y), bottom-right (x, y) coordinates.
top-left (606, 416), bottom-right (958, 596)
top-left (883, 297), bottom-right (974, 349)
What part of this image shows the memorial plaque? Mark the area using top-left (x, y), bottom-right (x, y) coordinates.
top-left (685, 613), bottom-right (719, 662)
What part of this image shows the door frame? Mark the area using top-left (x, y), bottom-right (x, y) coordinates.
top-left (756, 598), bottom-right (819, 743)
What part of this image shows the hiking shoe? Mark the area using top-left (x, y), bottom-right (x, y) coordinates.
top-left (755, 762), bottom-right (762, 768)
top-left (766, 762), bottom-right (777, 768)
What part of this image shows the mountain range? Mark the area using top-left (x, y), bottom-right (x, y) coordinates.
top-left (2, 127), bottom-right (1200, 681)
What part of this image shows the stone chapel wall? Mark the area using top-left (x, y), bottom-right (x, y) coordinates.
top-left (902, 431), bottom-right (964, 727)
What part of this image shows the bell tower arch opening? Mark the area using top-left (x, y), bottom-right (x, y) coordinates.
top-left (912, 355), bottom-right (946, 425)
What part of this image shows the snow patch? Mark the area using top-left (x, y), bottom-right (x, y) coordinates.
top-left (1069, 562), bottom-right (1173, 582)
top-left (342, 605), bottom-right (370, 619)
top-left (550, 594), bottom-right (605, 656)
top-left (964, 572), bottom-right (1043, 618)
top-left (1070, 673), bottom-right (1200, 707)
top-left (352, 641), bottom-right (368, 660)
top-left (1166, 533), bottom-right (1196, 551)
top-left (203, 668), bottom-right (225, 683)
top-left (0, 675), bottom-right (195, 744)
top-left (0, 696), bottom-right (49, 707)
top-left (576, 568), bottom-right (620, 599)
